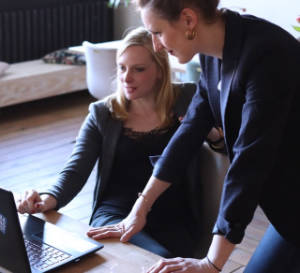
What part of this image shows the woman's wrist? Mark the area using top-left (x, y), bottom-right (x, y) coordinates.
top-left (132, 176), bottom-right (170, 218)
top-left (39, 193), bottom-right (58, 210)
top-left (206, 127), bottom-right (223, 142)
top-left (206, 127), bottom-right (225, 152)
top-left (138, 192), bottom-right (152, 211)
top-left (206, 256), bottom-right (222, 272)
top-left (131, 193), bottom-right (152, 219)
top-left (206, 235), bottom-right (235, 272)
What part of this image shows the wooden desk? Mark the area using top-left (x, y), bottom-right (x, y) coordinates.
top-left (36, 210), bottom-right (161, 273)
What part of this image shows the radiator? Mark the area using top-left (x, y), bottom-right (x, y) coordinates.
top-left (0, 0), bottom-right (113, 63)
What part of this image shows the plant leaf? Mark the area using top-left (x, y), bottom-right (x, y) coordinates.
top-left (108, 0), bottom-right (114, 8)
top-left (292, 25), bottom-right (300, 32)
top-left (107, 0), bottom-right (122, 8)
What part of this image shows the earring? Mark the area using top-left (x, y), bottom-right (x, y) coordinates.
top-left (185, 29), bottom-right (196, 40)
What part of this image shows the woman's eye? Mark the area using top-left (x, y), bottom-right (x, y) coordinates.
top-left (135, 67), bottom-right (145, 72)
top-left (118, 65), bottom-right (126, 72)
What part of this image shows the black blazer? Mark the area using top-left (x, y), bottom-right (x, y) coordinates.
top-left (45, 83), bottom-right (196, 221)
top-left (153, 10), bottom-right (300, 246)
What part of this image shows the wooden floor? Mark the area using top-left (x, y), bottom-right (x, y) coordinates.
top-left (0, 91), bottom-right (269, 272)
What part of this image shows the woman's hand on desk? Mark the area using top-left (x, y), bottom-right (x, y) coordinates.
top-left (87, 187), bottom-right (152, 242)
top-left (146, 257), bottom-right (218, 273)
top-left (87, 211), bottom-right (147, 242)
top-left (17, 190), bottom-right (57, 214)
top-left (88, 176), bottom-right (165, 242)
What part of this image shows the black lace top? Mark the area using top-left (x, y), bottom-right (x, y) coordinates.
top-left (101, 118), bottom-right (180, 212)
top-left (93, 117), bottom-right (194, 236)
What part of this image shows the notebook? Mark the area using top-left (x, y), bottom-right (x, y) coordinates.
top-left (0, 188), bottom-right (104, 273)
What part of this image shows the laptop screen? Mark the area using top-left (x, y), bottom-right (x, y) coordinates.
top-left (0, 189), bottom-right (32, 273)
top-left (0, 188), bottom-right (104, 273)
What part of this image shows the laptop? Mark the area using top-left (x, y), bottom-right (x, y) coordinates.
top-left (0, 188), bottom-right (104, 273)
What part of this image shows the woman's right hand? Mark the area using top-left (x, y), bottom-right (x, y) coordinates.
top-left (17, 190), bottom-right (57, 214)
top-left (87, 208), bottom-right (147, 243)
top-left (87, 191), bottom-right (151, 242)
top-left (88, 176), bottom-right (169, 243)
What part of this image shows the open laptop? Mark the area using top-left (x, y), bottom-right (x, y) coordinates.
top-left (0, 188), bottom-right (104, 273)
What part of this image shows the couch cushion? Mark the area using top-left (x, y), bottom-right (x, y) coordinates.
top-left (0, 62), bottom-right (9, 77)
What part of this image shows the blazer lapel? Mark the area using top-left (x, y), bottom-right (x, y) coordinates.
top-left (94, 115), bottom-right (122, 212)
top-left (101, 117), bottom-right (122, 186)
top-left (220, 10), bottom-right (243, 143)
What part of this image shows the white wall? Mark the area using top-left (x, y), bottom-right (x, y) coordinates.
top-left (219, 0), bottom-right (300, 40)
top-left (113, 1), bottom-right (300, 40)
top-left (113, 3), bottom-right (142, 40)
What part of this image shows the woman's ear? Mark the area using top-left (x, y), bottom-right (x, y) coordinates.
top-left (180, 8), bottom-right (198, 29)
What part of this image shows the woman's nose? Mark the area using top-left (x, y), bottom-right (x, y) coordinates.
top-left (124, 70), bottom-right (132, 82)
top-left (152, 36), bottom-right (163, 52)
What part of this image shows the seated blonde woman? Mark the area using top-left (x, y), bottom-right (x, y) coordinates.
top-left (17, 27), bottom-right (223, 258)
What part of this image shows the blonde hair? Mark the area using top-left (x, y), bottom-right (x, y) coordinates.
top-left (105, 26), bottom-right (177, 128)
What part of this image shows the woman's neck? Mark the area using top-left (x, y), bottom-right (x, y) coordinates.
top-left (129, 98), bottom-right (156, 117)
top-left (125, 99), bottom-right (161, 132)
top-left (195, 13), bottom-right (225, 59)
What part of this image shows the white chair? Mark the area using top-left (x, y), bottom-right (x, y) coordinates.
top-left (83, 41), bottom-right (117, 100)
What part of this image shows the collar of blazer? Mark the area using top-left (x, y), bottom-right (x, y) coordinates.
top-left (220, 10), bottom-right (243, 138)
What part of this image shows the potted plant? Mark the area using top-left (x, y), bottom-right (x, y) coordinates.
top-left (108, 0), bottom-right (131, 8)
top-left (292, 16), bottom-right (300, 42)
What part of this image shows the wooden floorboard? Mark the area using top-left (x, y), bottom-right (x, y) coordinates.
top-left (0, 91), bottom-right (96, 199)
top-left (0, 91), bottom-right (269, 272)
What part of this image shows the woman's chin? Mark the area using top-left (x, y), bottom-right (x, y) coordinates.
top-left (176, 55), bottom-right (192, 64)
top-left (125, 94), bottom-right (137, 101)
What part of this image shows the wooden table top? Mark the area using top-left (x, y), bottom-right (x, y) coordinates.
top-left (35, 211), bottom-right (161, 273)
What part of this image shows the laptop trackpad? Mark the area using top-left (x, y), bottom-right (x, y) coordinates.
top-left (22, 215), bottom-right (102, 256)
top-left (33, 228), bottom-right (99, 256)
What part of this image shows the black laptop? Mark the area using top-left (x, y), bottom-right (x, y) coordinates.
top-left (0, 188), bottom-right (104, 273)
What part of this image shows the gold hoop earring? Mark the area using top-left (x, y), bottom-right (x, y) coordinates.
top-left (185, 29), bottom-right (196, 40)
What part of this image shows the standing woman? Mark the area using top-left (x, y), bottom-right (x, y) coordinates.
top-left (93, 0), bottom-right (300, 272)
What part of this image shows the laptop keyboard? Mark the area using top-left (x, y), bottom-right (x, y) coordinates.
top-left (24, 238), bottom-right (71, 271)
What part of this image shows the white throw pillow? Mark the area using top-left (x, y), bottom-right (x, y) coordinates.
top-left (0, 61), bottom-right (9, 77)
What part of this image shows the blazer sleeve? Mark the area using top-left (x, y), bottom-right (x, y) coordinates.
top-left (45, 102), bottom-right (105, 209)
top-left (153, 76), bottom-right (216, 184)
top-left (214, 47), bottom-right (300, 244)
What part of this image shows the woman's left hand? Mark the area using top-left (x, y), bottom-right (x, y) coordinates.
top-left (146, 257), bottom-right (218, 273)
